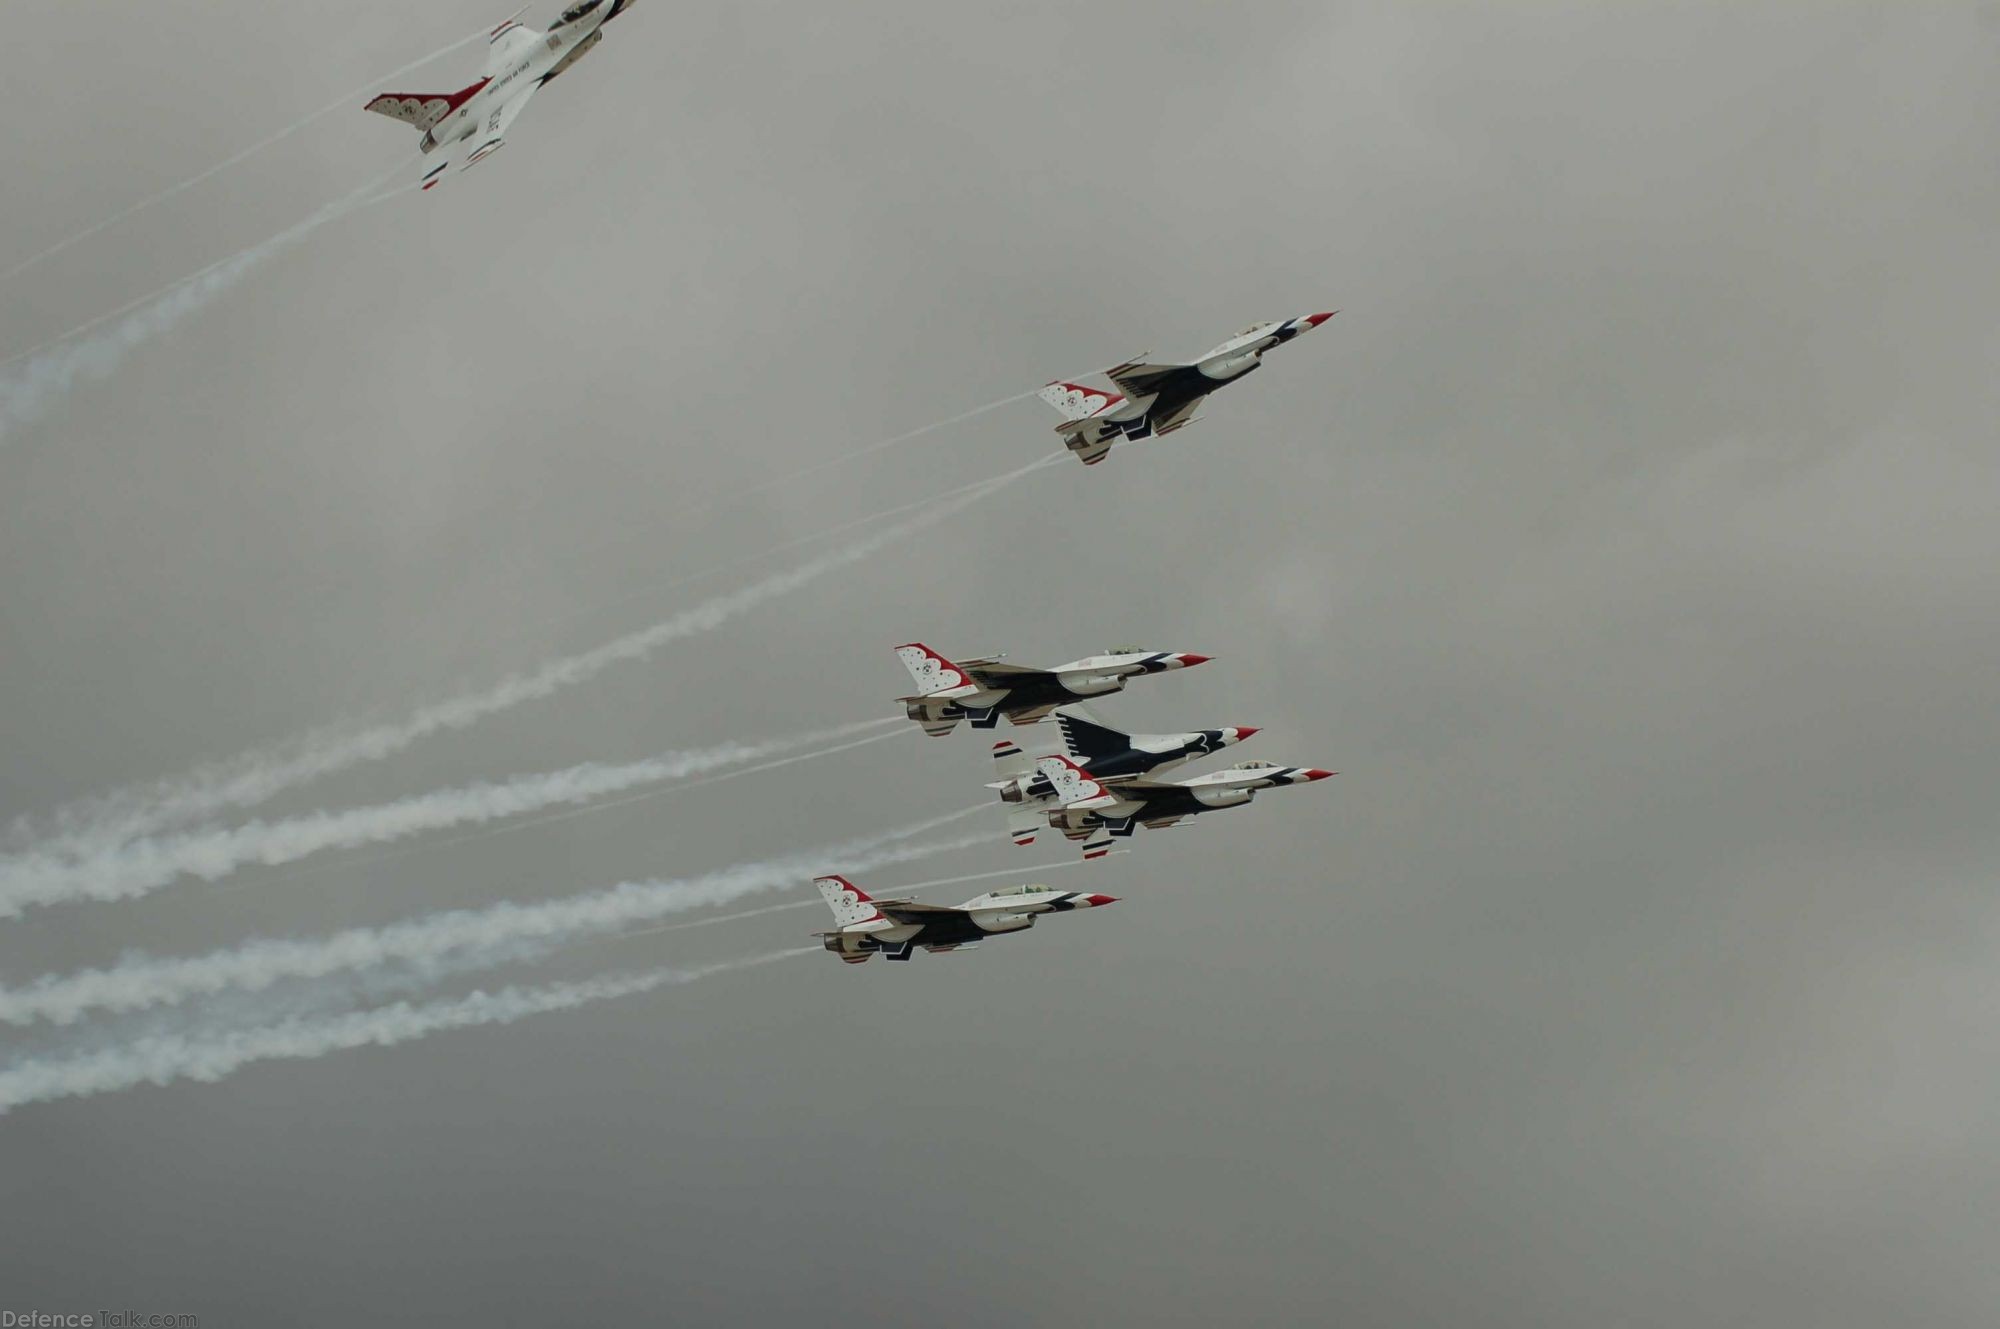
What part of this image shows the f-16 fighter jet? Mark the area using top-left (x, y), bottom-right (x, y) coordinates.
top-left (813, 875), bottom-right (1117, 964)
top-left (990, 708), bottom-right (1260, 847)
top-left (1038, 313), bottom-right (1337, 465)
top-left (1035, 754), bottom-right (1334, 860)
top-left (366, 2), bottom-right (636, 191)
top-left (896, 642), bottom-right (1210, 737)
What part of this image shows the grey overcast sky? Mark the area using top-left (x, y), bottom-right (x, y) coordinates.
top-left (3, 2), bottom-right (1998, 1324)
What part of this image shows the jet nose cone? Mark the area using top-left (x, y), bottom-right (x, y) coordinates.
top-left (1302, 768), bottom-right (1337, 782)
top-left (1085, 894), bottom-right (1119, 907)
top-left (1303, 311), bottom-right (1337, 329)
top-left (1174, 653), bottom-right (1212, 668)
top-left (1233, 726), bottom-right (1260, 740)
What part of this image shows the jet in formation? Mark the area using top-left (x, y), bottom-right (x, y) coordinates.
top-left (367, 2), bottom-right (636, 190)
top-left (896, 643), bottom-right (1209, 737)
top-left (1038, 312), bottom-right (1337, 465)
top-left (991, 707), bottom-right (1259, 847)
top-left (813, 875), bottom-right (1116, 964)
top-left (1035, 753), bottom-right (1334, 860)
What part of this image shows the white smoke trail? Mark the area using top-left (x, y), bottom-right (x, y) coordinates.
top-left (0, 161), bottom-right (410, 447)
top-left (8, 453), bottom-right (1061, 860)
top-left (212, 725), bottom-right (912, 896)
top-left (0, 809), bottom-right (986, 1028)
top-left (0, 948), bottom-right (812, 1114)
top-left (0, 718), bottom-right (896, 918)
top-left (493, 457), bottom-right (1059, 649)
top-left (0, 23), bottom-right (485, 288)
top-left (549, 371), bottom-right (1112, 586)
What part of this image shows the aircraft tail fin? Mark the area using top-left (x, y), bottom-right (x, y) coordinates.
top-left (895, 642), bottom-right (972, 697)
top-left (1037, 755), bottom-right (1108, 806)
top-left (1038, 382), bottom-right (1125, 422)
top-left (991, 738), bottom-right (1032, 780)
top-left (1054, 708), bottom-right (1133, 764)
top-left (364, 80), bottom-right (490, 135)
top-left (1005, 806), bottom-right (1044, 847)
top-left (815, 876), bottom-right (883, 927)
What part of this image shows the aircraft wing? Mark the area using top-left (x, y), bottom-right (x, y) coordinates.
top-left (1004, 702), bottom-right (1063, 727)
top-left (1150, 398), bottom-right (1205, 436)
top-left (1106, 360), bottom-right (1187, 402)
top-left (964, 661), bottom-right (1055, 687)
top-left (1098, 778), bottom-right (1184, 796)
top-left (876, 902), bottom-right (966, 924)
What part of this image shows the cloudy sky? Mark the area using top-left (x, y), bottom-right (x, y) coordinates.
top-left (3, 2), bottom-right (1997, 1323)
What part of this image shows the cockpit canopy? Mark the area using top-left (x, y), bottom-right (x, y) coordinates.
top-left (557, 0), bottom-right (603, 22)
top-left (1106, 645), bottom-right (1145, 655)
top-left (1236, 759), bottom-right (1282, 770)
top-left (989, 884), bottom-right (1047, 898)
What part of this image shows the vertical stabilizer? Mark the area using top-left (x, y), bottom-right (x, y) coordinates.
top-left (815, 875), bottom-right (882, 927)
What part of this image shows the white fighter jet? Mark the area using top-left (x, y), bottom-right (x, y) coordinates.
top-left (812, 875), bottom-right (1118, 964)
top-left (366, 2), bottom-right (635, 191)
top-left (1035, 753), bottom-right (1334, 860)
top-left (1038, 312), bottom-right (1337, 465)
top-left (990, 708), bottom-right (1260, 847)
top-left (896, 642), bottom-right (1211, 737)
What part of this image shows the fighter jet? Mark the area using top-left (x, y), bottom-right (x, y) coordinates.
top-left (1035, 753), bottom-right (1334, 860)
top-left (1038, 313), bottom-right (1337, 465)
top-left (896, 642), bottom-right (1210, 737)
top-left (365, 2), bottom-right (635, 191)
top-left (990, 708), bottom-right (1259, 847)
top-left (812, 875), bottom-right (1117, 964)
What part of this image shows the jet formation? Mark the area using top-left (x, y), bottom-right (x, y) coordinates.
top-left (355, 15), bottom-right (1347, 968)
top-left (810, 644), bottom-right (1334, 960)
top-left (358, 28), bottom-right (1343, 971)
top-left (811, 312), bottom-right (1341, 961)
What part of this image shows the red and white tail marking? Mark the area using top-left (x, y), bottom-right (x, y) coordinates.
top-left (364, 79), bottom-right (490, 134)
top-left (896, 642), bottom-right (970, 696)
top-left (1038, 382), bottom-right (1124, 421)
top-left (815, 875), bottom-right (883, 927)
top-left (1037, 755), bottom-right (1106, 804)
